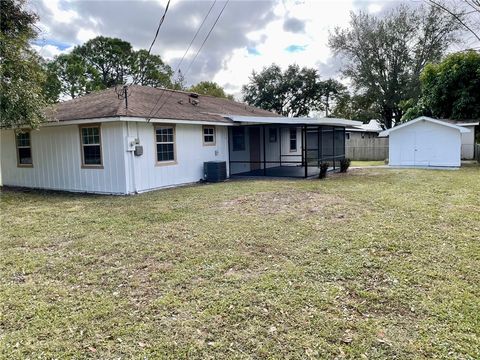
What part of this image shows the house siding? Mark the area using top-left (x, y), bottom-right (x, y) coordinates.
top-left (460, 125), bottom-right (476, 160)
top-left (0, 122), bottom-right (127, 194)
top-left (127, 122), bottom-right (229, 193)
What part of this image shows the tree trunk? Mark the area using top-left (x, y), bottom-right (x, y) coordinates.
top-left (383, 107), bottom-right (394, 129)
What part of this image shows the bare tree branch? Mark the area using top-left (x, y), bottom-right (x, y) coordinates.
top-left (426, 0), bottom-right (480, 42)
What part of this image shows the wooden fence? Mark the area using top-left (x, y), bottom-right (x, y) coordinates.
top-left (346, 137), bottom-right (389, 161)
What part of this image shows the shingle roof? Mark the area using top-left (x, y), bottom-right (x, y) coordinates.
top-left (46, 85), bottom-right (278, 124)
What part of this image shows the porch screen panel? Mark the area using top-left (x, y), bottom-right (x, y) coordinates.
top-left (306, 127), bottom-right (319, 166)
top-left (334, 127), bottom-right (346, 168)
top-left (321, 126), bottom-right (334, 165)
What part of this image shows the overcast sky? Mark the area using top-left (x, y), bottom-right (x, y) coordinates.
top-left (30, 0), bottom-right (472, 97)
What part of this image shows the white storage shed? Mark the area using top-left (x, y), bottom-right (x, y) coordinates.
top-left (379, 116), bottom-right (470, 167)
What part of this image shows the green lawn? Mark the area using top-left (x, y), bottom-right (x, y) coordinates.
top-left (1, 167), bottom-right (479, 359)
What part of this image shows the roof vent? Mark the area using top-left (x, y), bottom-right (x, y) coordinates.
top-left (189, 92), bottom-right (199, 98)
top-left (178, 100), bottom-right (183, 105)
top-left (190, 98), bottom-right (199, 106)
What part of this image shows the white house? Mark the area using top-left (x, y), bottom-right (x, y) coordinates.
top-left (0, 85), bottom-right (361, 194)
top-left (449, 121), bottom-right (478, 159)
top-left (379, 116), bottom-right (470, 167)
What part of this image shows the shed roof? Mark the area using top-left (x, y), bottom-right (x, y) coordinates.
top-left (379, 116), bottom-right (471, 137)
top-left (45, 85), bottom-right (278, 124)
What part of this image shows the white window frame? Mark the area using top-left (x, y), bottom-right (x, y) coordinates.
top-left (79, 124), bottom-right (103, 168)
top-left (289, 127), bottom-right (297, 152)
top-left (202, 125), bottom-right (216, 146)
top-left (154, 125), bottom-right (177, 166)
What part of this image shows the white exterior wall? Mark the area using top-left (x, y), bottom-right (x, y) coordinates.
top-left (389, 120), bottom-right (462, 167)
top-left (128, 122), bottom-right (229, 193)
top-left (0, 122), bottom-right (127, 194)
top-left (460, 125), bottom-right (476, 159)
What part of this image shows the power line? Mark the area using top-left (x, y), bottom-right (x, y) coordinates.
top-left (146, 0), bottom-right (218, 119)
top-left (148, 0), bottom-right (172, 55)
top-left (150, 0), bottom-right (230, 119)
top-left (126, 0), bottom-right (171, 100)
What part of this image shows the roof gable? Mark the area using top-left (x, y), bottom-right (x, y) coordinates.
top-left (379, 116), bottom-right (470, 136)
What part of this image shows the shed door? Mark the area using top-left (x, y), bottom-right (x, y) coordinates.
top-left (414, 130), bottom-right (433, 166)
top-left (399, 131), bottom-right (416, 165)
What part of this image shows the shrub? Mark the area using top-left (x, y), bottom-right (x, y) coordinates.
top-left (340, 158), bottom-right (351, 173)
top-left (319, 163), bottom-right (329, 179)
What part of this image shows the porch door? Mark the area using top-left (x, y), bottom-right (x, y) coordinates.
top-left (249, 127), bottom-right (261, 170)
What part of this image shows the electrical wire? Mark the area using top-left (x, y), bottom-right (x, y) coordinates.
top-left (146, 0), bottom-right (218, 119)
top-left (148, 0), bottom-right (172, 55)
top-left (126, 0), bottom-right (171, 99)
top-left (150, 0), bottom-right (230, 119)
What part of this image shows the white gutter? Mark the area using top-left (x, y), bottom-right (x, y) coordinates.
top-left (40, 116), bottom-right (234, 127)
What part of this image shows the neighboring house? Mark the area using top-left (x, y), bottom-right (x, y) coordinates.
top-left (345, 119), bottom-right (388, 161)
top-left (379, 116), bottom-right (470, 167)
top-left (436, 119), bottom-right (478, 160)
top-left (0, 85), bottom-right (361, 194)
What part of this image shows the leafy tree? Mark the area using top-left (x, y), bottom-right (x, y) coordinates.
top-left (331, 92), bottom-right (381, 122)
top-left (329, 4), bottom-right (459, 128)
top-left (132, 49), bottom-right (173, 88)
top-left (40, 58), bottom-right (62, 104)
top-left (48, 53), bottom-right (102, 99)
top-left (72, 36), bottom-right (133, 88)
top-left (242, 64), bottom-right (322, 117)
top-left (318, 79), bottom-right (347, 116)
top-left (0, 0), bottom-right (47, 128)
top-left (403, 50), bottom-right (480, 120)
top-left (189, 81), bottom-right (233, 99)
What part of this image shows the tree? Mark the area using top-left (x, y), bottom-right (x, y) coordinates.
top-left (331, 92), bottom-right (381, 122)
top-left (0, 0), bottom-right (47, 128)
top-left (189, 81), bottom-right (233, 99)
top-left (329, 4), bottom-right (459, 128)
top-left (318, 79), bottom-right (347, 116)
top-left (403, 50), bottom-right (480, 120)
top-left (242, 64), bottom-right (322, 117)
top-left (132, 49), bottom-right (173, 88)
top-left (72, 36), bottom-right (133, 89)
top-left (41, 58), bottom-right (62, 104)
top-left (48, 53), bottom-right (102, 99)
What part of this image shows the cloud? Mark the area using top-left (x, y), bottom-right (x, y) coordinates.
top-left (283, 17), bottom-right (305, 33)
top-left (285, 44), bottom-right (308, 53)
top-left (33, 0), bottom-right (278, 86)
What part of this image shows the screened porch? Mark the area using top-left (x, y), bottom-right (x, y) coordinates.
top-left (228, 124), bottom-right (347, 178)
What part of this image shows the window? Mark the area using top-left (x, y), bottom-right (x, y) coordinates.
top-left (203, 126), bottom-right (216, 146)
top-left (289, 127), bottom-right (297, 151)
top-left (16, 131), bottom-right (33, 167)
top-left (80, 125), bottom-right (102, 167)
top-left (155, 125), bottom-right (176, 163)
top-left (345, 132), bottom-right (351, 140)
top-left (232, 127), bottom-right (245, 151)
top-left (269, 128), bottom-right (277, 143)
